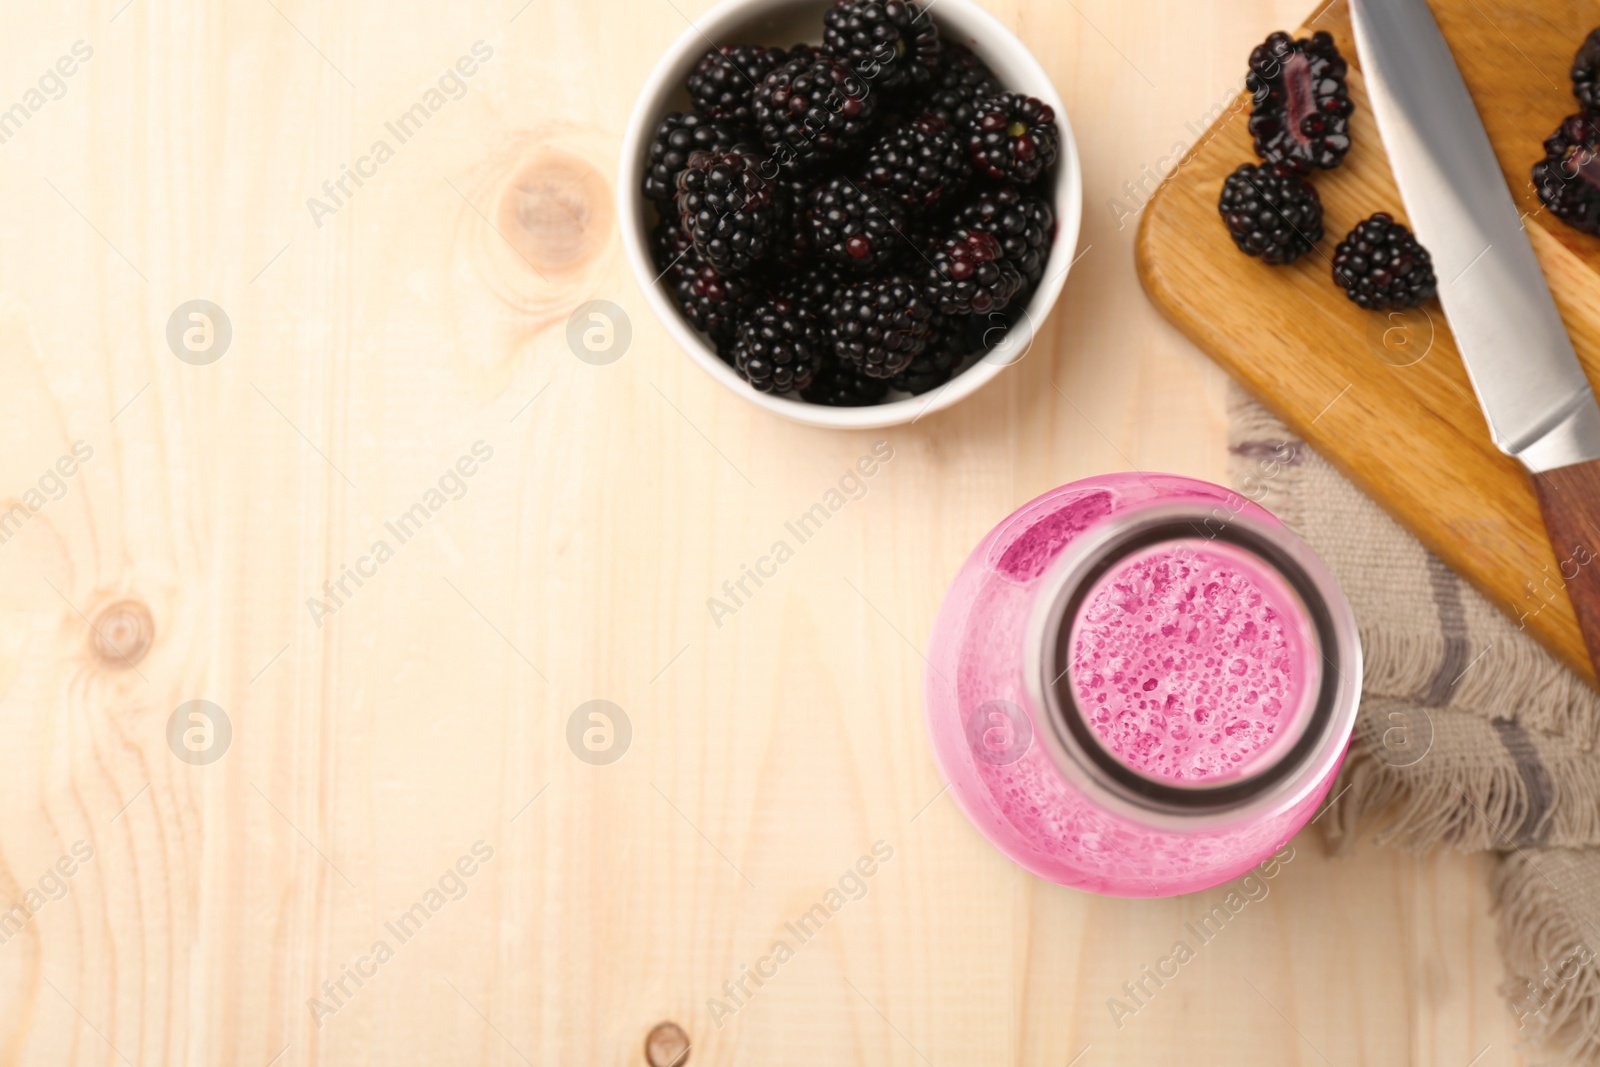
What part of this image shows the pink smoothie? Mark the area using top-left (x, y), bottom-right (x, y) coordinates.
top-left (1067, 540), bottom-right (1319, 783)
top-left (923, 473), bottom-right (1351, 897)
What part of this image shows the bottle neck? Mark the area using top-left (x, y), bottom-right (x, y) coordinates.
top-left (1025, 505), bottom-right (1360, 824)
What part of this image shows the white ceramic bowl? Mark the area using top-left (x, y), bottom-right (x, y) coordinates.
top-left (618, 0), bottom-right (1082, 429)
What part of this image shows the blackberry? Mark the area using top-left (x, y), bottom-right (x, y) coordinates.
top-left (878, 63), bottom-right (934, 123)
top-left (650, 217), bottom-right (696, 283)
top-left (753, 51), bottom-right (879, 169)
top-left (1574, 29), bottom-right (1600, 114)
top-left (643, 112), bottom-right (746, 202)
top-left (676, 148), bottom-right (786, 275)
top-left (802, 357), bottom-right (892, 406)
top-left (1217, 162), bottom-right (1323, 265)
top-left (780, 262), bottom-right (847, 307)
top-left (687, 45), bottom-right (787, 125)
top-left (763, 174), bottom-right (819, 268)
top-left (730, 294), bottom-right (825, 393)
top-left (1246, 31), bottom-right (1353, 175)
top-left (805, 176), bottom-right (910, 273)
top-left (965, 303), bottom-right (1025, 355)
top-left (674, 249), bottom-right (758, 343)
top-left (925, 229), bottom-right (1022, 315)
top-left (967, 93), bottom-right (1060, 184)
top-left (821, 0), bottom-right (940, 91)
top-left (926, 42), bottom-right (1000, 132)
top-left (863, 112), bottom-right (970, 212)
top-left (955, 185), bottom-right (1054, 285)
top-left (891, 331), bottom-right (966, 394)
top-left (826, 272), bottom-right (937, 378)
top-left (1332, 213), bottom-right (1437, 310)
top-left (1533, 114), bottom-right (1600, 234)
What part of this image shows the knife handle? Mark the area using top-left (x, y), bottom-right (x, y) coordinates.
top-left (1531, 459), bottom-right (1600, 677)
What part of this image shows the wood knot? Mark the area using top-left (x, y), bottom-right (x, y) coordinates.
top-left (644, 1021), bottom-right (690, 1067)
top-left (89, 599), bottom-right (154, 669)
top-left (453, 127), bottom-right (618, 332)
top-left (496, 148), bottom-right (613, 275)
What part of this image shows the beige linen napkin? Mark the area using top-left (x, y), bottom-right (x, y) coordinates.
top-left (1227, 385), bottom-right (1600, 1064)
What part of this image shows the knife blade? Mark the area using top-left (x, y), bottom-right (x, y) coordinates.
top-left (1349, 0), bottom-right (1600, 678)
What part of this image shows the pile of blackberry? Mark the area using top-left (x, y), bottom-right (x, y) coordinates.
top-left (1532, 28), bottom-right (1600, 235)
top-left (1218, 29), bottom-right (1437, 311)
top-left (642, 0), bottom-right (1060, 405)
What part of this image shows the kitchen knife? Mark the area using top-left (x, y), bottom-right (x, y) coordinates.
top-left (1350, 0), bottom-right (1600, 678)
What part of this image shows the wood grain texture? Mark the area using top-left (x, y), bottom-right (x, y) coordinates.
top-left (0, 0), bottom-right (1527, 1064)
top-left (1533, 458), bottom-right (1600, 672)
top-left (1137, 0), bottom-right (1600, 686)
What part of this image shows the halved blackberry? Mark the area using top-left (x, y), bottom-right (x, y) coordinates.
top-left (822, 0), bottom-right (940, 90)
top-left (674, 248), bottom-right (758, 343)
top-left (955, 185), bottom-right (1054, 285)
top-left (676, 148), bottom-right (785, 275)
top-left (826, 272), bottom-right (937, 378)
top-left (1574, 29), bottom-right (1600, 114)
top-left (802, 356), bottom-right (891, 406)
top-left (863, 112), bottom-right (970, 212)
top-left (1246, 31), bottom-right (1353, 175)
top-left (1332, 213), bottom-right (1437, 310)
top-left (730, 294), bottom-right (825, 393)
top-left (1533, 114), bottom-right (1600, 234)
top-left (687, 45), bottom-right (788, 125)
top-left (753, 51), bottom-right (879, 169)
top-left (643, 112), bottom-right (747, 202)
top-left (926, 43), bottom-right (1001, 131)
top-left (1217, 162), bottom-right (1322, 265)
top-left (925, 229), bottom-right (1022, 315)
top-left (967, 93), bottom-right (1059, 184)
top-left (805, 176), bottom-right (910, 273)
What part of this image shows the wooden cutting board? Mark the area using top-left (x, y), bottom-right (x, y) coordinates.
top-left (1138, 0), bottom-right (1600, 687)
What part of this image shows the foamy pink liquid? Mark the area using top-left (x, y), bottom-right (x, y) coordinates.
top-left (923, 474), bottom-right (1338, 897)
top-left (1069, 541), bottom-right (1318, 783)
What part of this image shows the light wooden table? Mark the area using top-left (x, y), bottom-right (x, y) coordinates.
top-left (0, 0), bottom-right (1525, 1064)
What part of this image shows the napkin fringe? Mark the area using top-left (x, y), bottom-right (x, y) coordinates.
top-left (1323, 700), bottom-right (1600, 853)
top-left (1494, 853), bottom-right (1600, 1065)
top-left (1452, 640), bottom-right (1600, 751)
top-left (1323, 731), bottom-right (1529, 853)
top-left (1360, 622), bottom-right (1600, 751)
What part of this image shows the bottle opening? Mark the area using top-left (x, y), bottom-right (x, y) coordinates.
top-left (1065, 538), bottom-right (1322, 785)
top-left (1040, 512), bottom-right (1344, 814)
